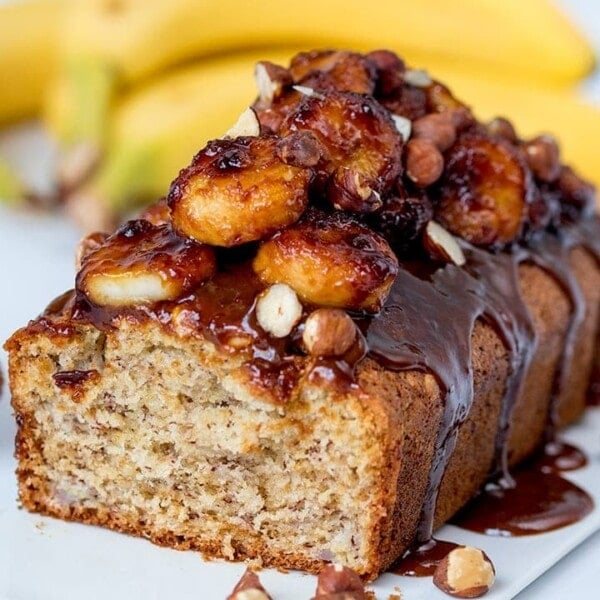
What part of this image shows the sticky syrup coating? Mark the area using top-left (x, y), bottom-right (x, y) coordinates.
top-left (77, 220), bottom-right (216, 307)
top-left (253, 208), bottom-right (398, 313)
top-left (168, 136), bottom-right (312, 247)
top-left (435, 133), bottom-right (529, 247)
top-left (280, 90), bottom-right (403, 212)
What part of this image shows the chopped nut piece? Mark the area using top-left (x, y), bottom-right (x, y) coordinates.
top-left (423, 221), bottom-right (466, 266)
top-left (254, 61), bottom-right (291, 104)
top-left (433, 546), bottom-right (495, 598)
top-left (404, 68), bottom-right (432, 88)
top-left (256, 283), bottom-right (303, 338)
top-left (412, 113), bottom-right (456, 152)
top-left (367, 49), bottom-right (405, 95)
top-left (303, 309), bottom-right (357, 357)
top-left (522, 135), bottom-right (561, 183)
top-left (293, 85), bottom-right (324, 98)
top-left (314, 564), bottom-right (366, 600)
top-left (391, 114), bottom-right (412, 142)
top-left (227, 568), bottom-right (273, 600)
top-left (329, 169), bottom-right (383, 213)
top-left (223, 107), bottom-right (261, 138)
top-left (405, 139), bottom-right (444, 187)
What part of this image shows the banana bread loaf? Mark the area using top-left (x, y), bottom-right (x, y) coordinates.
top-left (5, 49), bottom-right (600, 581)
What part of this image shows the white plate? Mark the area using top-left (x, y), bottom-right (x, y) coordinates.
top-left (0, 199), bottom-right (599, 599)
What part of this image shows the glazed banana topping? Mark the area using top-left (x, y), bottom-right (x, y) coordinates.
top-left (74, 48), bottom-right (596, 348)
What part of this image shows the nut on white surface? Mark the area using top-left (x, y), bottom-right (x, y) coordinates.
top-left (255, 283), bottom-right (303, 338)
top-left (302, 308), bottom-right (357, 357)
top-left (230, 590), bottom-right (270, 600)
top-left (223, 107), bottom-right (260, 138)
top-left (423, 220), bottom-right (466, 266)
top-left (433, 546), bottom-right (495, 598)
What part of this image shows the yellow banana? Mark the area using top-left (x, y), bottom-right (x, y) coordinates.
top-left (47, 0), bottom-right (593, 165)
top-left (68, 49), bottom-right (600, 233)
top-left (66, 51), bottom-right (293, 231)
top-left (0, 0), bottom-right (66, 126)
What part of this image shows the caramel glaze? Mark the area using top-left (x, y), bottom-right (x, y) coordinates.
top-left (40, 217), bottom-right (600, 567)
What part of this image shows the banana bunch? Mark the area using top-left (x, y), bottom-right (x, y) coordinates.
top-left (0, 0), bottom-right (598, 225)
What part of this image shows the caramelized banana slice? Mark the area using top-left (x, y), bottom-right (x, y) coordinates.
top-left (289, 50), bottom-right (377, 95)
top-left (281, 91), bottom-right (402, 212)
top-left (168, 136), bottom-right (311, 247)
top-left (77, 220), bottom-right (216, 307)
top-left (436, 133), bottom-right (528, 246)
top-left (253, 209), bottom-right (398, 313)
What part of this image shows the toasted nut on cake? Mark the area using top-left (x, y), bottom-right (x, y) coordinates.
top-left (314, 564), bottom-right (366, 599)
top-left (423, 221), bottom-right (466, 266)
top-left (168, 136), bottom-right (311, 247)
top-left (223, 107), bottom-right (261, 138)
top-left (303, 309), bottom-right (357, 357)
top-left (289, 50), bottom-right (376, 95)
top-left (253, 208), bottom-right (398, 313)
top-left (255, 284), bottom-right (303, 338)
top-left (77, 220), bottom-right (216, 307)
top-left (280, 90), bottom-right (402, 213)
top-left (405, 138), bottom-right (444, 187)
top-left (433, 546), bottom-right (495, 598)
top-left (254, 61), bottom-right (292, 105)
top-left (412, 113), bottom-right (457, 152)
top-left (227, 568), bottom-right (272, 600)
top-left (436, 133), bottom-right (527, 247)
top-left (521, 135), bottom-right (561, 183)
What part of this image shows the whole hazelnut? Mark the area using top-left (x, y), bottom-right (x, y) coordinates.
top-left (522, 135), bottom-right (561, 183)
top-left (405, 138), bottom-right (444, 187)
top-left (227, 569), bottom-right (272, 600)
top-left (256, 283), bottom-right (303, 338)
top-left (314, 564), bottom-right (366, 600)
top-left (433, 546), bottom-right (495, 598)
top-left (303, 309), bottom-right (357, 357)
top-left (486, 117), bottom-right (518, 143)
top-left (412, 113), bottom-right (457, 152)
top-left (277, 131), bottom-right (323, 168)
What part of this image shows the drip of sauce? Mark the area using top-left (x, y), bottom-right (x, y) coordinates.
top-left (452, 441), bottom-right (592, 537)
top-left (389, 538), bottom-right (459, 577)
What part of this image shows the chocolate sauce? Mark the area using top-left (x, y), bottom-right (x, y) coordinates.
top-left (452, 466), bottom-right (593, 537)
top-left (535, 440), bottom-right (588, 473)
top-left (390, 538), bottom-right (459, 577)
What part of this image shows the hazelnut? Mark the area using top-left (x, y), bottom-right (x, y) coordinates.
top-left (276, 131), bottom-right (323, 168)
top-left (303, 309), bottom-right (357, 357)
top-left (329, 168), bottom-right (383, 213)
top-left (433, 546), bottom-right (495, 598)
top-left (486, 117), bottom-right (518, 143)
top-left (255, 283), bottom-right (303, 338)
top-left (391, 114), bottom-right (412, 142)
top-left (522, 135), bottom-right (561, 183)
top-left (423, 221), bottom-right (466, 266)
top-left (412, 113), bottom-right (456, 152)
top-left (227, 568), bottom-right (272, 600)
top-left (314, 564), bottom-right (366, 600)
top-left (405, 139), bottom-right (444, 187)
top-left (254, 61), bottom-right (291, 104)
top-left (404, 68), bottom-right (432, 88)
top-left (367, 49), bottom-right (405, 95)
top-left (223, 107), bottom-right (261, 138)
